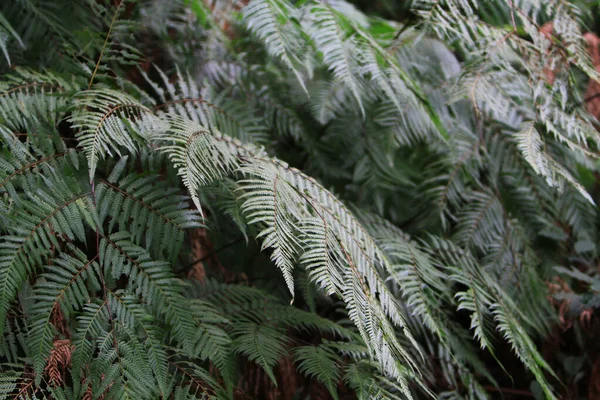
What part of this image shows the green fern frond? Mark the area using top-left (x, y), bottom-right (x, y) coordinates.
top-left (109, 291), bottom-right (170, 397)
top-left (0, 69), bottom-right (75, 130)
top-left (29, 247), bottom-right (101, 382)
top-left (491, 303), bottom-right (557, 399)
top-left (235, 159), bottom-right (422, 384)
top-left (69, 88), bottom-right (157, 180)
top-left (231, 322), bottom-right (288, 385)
top-left (96, 156), bottom-right (203, 259)
top-left (242, 0), bottom-right (308, 94)
top-left (0, 186), bottom-right (93, 336)
top-left (293, 345), bottom-right (341, 399)
top-left (0, 126), bottom-right (80, 206)
top-left (99, 233), bottom-right (197, 355)
top-left (188, 300), bottom-right (233, 383)
top-left (169, 360), bottom-right (225, 399)
top-left (1, 0), bottom-right (598, 398)
top-left (155, 118), bottom-right (239, 213)
top-left (306, 3), bottom-right (364, 115)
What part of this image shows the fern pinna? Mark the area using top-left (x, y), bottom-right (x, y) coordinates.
top-left (1, 0), bottom-right (600, 399)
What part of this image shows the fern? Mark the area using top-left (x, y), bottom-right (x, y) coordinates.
top-left (293, 344), bottom-right (341, 399)
top-left (2, 0), bottom-right (600, 398)
top-left (231, 322), bottom-right (288, 385)
top-left (68, 88), bottom-right (155, 180)
top-left (242, 0), bottom-right (308, 94)
top-left (307, 3), bottom-right (364, 114)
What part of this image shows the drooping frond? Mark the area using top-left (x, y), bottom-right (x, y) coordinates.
top-left (293, 344), bottom-right (341, 399)
top-left (155, 117), bottom-right (239, 213)
top-left (99, 232), bottom-right (197, 354)
top-left (242, 0), bottom-right (307, 93)
top-left (231, 322), bottom-right (288, 384)
top-left (2, 0), bottom-right (600, 398)
top-left (96, 156), bottom-right (203, 259)
top-left (0, 177), bottom-right (93, 336)
top-left (68, 88), bottom-right (159, 180)
top-left (425, 235), bottom-right (558, 398)
top-left (0, 68), bottom-right (76, 130)
top-left (155, 117), bottom-right (423, 388)
top-left (305, 3), bottom-right (364, 114)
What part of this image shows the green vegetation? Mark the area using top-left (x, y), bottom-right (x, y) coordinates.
top-left (0, 0), bottom-right (599, 398)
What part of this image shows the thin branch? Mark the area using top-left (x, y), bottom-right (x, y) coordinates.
top-left (180, 236), bottom-right (245, 272)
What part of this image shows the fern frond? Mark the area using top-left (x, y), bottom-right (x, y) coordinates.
top-left (344, 360), bottom-right (411, 400)
top-left (454, 287), bottom-right (495, 351)
top-left (0, 126), bottom-right (79, 205)
top-left (306, 3), bottom-right (364, 115)
top-left (71, 301), bottom-right (109, 384)
top-left (491, 303), bottom-right (557, 399)
top-left (188, 300), bottom-right (233, 383)
top-left (96, 156), bottom-right (203, 259)
top-left (109, 291), bottom-right (170, 397)
top-left (29, 248), bottom-right (101, 382)
top-left (231, 322), bottom-right (288, 385)
top-left (99, 232), bottom-right (197, 355)
top-left (0, 186), bottom-right (93, 336)
top-left (156, 121), bottom-right (424, 386)
top-left (155, 118), bottom-right (239, 213)
top-left (148, 68), bottom-right (270, 144)
top-left (240, 164), bottom-right (303, 297)
top-left (242, 0), bottom-right (308, 94)
top-left (69, 88), bottom-right (158, 180)
top-left (453, 190), bottom-right (504, 250)
top-left (0, 68), bottom-right (75, 130)
top-left (386, 240), bottom-right (450, 339)
top-left (293, 345), bottom-right (341, 400)
top-left (426, 235), bottom-right (558, 397)
top-left (169, 360), bottom-right (225, 399)
top-left (236, 159), bottom-right (422, 383)
top-left (514, 121), bottom-right (596, 205)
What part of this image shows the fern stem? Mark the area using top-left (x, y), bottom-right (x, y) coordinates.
top-left (0, 150), bottom-right (76, 190)
top-left (88, 0), bottom-right (124, 89)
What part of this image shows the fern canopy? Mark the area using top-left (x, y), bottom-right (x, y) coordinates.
top-left (1, 0), bottom-right (600, 399)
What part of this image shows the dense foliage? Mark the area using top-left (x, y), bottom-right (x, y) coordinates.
top-left (1, 0), bottom-right (600, 399)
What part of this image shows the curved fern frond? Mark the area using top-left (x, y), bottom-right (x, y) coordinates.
top-left (155, 118), bottom-right (239, 213)
top-left (306, 3), bottom-right (364, 115)
top-left (242, 0), bottom-right (308, 94)
top-left (294, 344), bottom-right (341, 399)
top-left (0, 126), bottom-right (79, 204)
top-left (0, 187), bottom-right (93, 336)
top-left (99, 233), bottom-right (196, 355)
top-left (0, 69), bottom-right (75, 130)
top-left (425, 235), bottom-right (558, 398)
top-left (237, 160), bottom-right (422, 382)
top-left (155, 117), bottom-right (421, 389)
top-left (96, 156), bottom-right (203, 259)
top-left (231, 322), bottom-right (288, 385)
top-left (29, 248), bottom-right (101, 382)
top-left (69, 88), bottom-right (158, 180)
